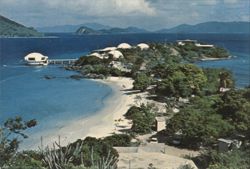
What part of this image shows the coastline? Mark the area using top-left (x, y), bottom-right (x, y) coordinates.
top-left (27, 77), bottom-right (135, 149)
top-left (199, 56), bottom-right (232, 61)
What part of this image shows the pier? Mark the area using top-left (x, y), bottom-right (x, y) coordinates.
top-left (48, 59), bottom-right (78, 65)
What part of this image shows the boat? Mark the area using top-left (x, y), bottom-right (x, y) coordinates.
top-left (24, 52), bottom-right (48, 66)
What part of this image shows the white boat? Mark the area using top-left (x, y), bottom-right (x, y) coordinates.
top-left (24, 52), bottom-right (48, 66)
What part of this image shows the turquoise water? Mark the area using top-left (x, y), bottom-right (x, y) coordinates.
top-left (0, 33), bottom-right (249, 148)
top-left (0, 65), bottom-right (113, 147)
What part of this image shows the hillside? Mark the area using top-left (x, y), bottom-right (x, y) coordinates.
top-left (75, 26), bottom-right (148, 35)
top-left (75, 26), bottom-right (100, 35)
top-left (37, 22), bottom-right (111, 33)
top-left (100, 26), bottom-right (148, 34)
top-left (158, 21), bottom-right (250, 34)
top-left (0, 15), bottom-right (43, 37)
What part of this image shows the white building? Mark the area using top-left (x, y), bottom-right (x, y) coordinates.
top-left (177, 39), bottom-right (197, 46)
top-left (24, 52), bottom-right (48, 66)
top-left (89, 52), bottom-right (104, 59)
top-left (102, 47), bottom-right (117, 51)
top-left (108, 50), bottom-right (123, 59)
top-left (155, 117), bottom-right (166, 132)
top-left (94, 47), bottom-right (117, 53)
top-left (117, 43), bottom-right (132, 49)
top-left (137, 43), bottom-right (150, 50)
top-left (195, 43), bottom-right (214, 48)
top-left (177, 40), bottom-right (214, 48)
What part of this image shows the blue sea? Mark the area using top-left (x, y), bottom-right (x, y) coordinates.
top-left (0, 33), bottom-right (249, 147)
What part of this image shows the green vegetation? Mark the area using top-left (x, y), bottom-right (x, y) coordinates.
top-left (166, 95), bottom-right (233, 148)
top-left (0, 117), bottom-right (37, 167)
top-left (102, 134), bottom-right (132, 147)
top-left (155, 63), bottom-right (207, 97)
top-left (0, 15), bottom-right (43, 37)
top-left (165, 88), bottom-right (250, 168)
top-left (125, 104), bottom-right (156, 134)
top-left (175, 42), bottom-right (229, 61)
top-left (73, 55), bottom-right (129, 78)
top-left (166, 88), bottom-right (250, 149)
top-left (133, 73), bottom-right (153, 91)
top-left (207, 149), bottom-right (250, 169)
top-left (217, 89), bottom-right (250, 135)
top-left (66, 137), bottom-right (118, 167)
top-left (71, 42), bottom-right (231, 98)
top-left (193, 148), bottom-right (250, 169)
top-left (3, 41), bottom-right (243, 168)
top-left (0, 117), bottom-right (120, 168)
top-left (41, 137), bottom-right (118, 169)
top-left (202, 68), bottom-right (234, 94)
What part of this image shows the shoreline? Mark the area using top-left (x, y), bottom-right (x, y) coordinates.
top-left (26, 77), bottom-right (135, 149)
top-left (199, 56), bottom-right (232, 61)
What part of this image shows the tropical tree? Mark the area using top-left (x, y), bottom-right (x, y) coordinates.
top-left (133, 73), bottom-right (153, 91)
top-left (155, 64), bottom-right (207, 97)
top-left (207, 149), bottom-right (250, 169)
top-left (0, 116), bottom-right (37, 167)
top-left (125, 104), bottom-right (156, 134)
top-left (217, 89), bottom-right (250, 135)
top-left (166, 96), bottom-right (234, 148)
top-left (219, 70), bottom-right (234, 88)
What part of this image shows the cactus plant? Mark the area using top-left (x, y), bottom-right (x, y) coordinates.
top-left (40, 141), bottom-right (118, 169)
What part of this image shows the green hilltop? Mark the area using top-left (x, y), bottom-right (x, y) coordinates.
top-left (0, 15), bottom-right (43, 37)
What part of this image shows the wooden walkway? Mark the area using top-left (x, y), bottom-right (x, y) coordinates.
top-left (48, 59), bottom-right (78, 65)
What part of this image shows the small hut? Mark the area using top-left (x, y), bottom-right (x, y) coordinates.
top-left (155, 117), bottom-right (166, 132)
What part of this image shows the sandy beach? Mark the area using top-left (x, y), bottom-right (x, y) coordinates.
top-left (28, 77), bottom-right (136, 149)
top-left (85, 77), bottom-right (135, 138)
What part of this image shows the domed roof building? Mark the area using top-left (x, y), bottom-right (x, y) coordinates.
top-left (102, 47), bottom-right (117, 51)
top-left (117, 43), bottom-right (132, 49)
top-left (108, 50), bottom-right (123, 59)
top-left (24, 52), bottom-right (48, 66)
top-left (89, 52), bottom-right (103, 59)
top-left (137, 43), bottom-right (150, 50)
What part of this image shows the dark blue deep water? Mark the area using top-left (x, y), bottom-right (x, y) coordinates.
top-left (0, 33), bottom-right (249, 147)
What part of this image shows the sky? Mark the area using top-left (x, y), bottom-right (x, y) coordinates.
top-left (0, 0), bottom-right (249, 30)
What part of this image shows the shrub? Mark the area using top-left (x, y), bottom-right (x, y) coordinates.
top-left (103, 134), bottom-right (132, 147)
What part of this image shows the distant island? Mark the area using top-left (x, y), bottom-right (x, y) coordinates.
top-left (76, 21), bottom-right (250, 35)
top-left (1, 15), bottom-right (249, 36)
top-left (0, 15), bottom-right (43, 37)
top-left (157, 21), bottom-right (250, 34)
top-left (37, 22), bottom-right (111, 33)
top-left (75, 26), bottom-right (148, 35)
top-left (36, 21), bottom-right (250, 34)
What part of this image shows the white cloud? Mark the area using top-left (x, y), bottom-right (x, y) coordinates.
top-left (191, 11), bottom-right (199, 18)
top-left (241, 15), bottom-right (250, 21)
top-left (0, 0), bottom-right (249, 30)
top-left (43, 0), bottom-right (156, 17)
top-left (224, 0), bottom-right (238, 4)
top-left (201, 0), bottom-right (218, 5)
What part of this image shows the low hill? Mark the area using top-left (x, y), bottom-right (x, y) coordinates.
top-left (157, 21), bottom-right (250, 34)
top-left (37, 22), bottom-right (111, 33)
top-left (75, 26), bottom-right (148, 35)
top-left (75, 26), bottom-right (100, 35)
top-left (100, 26), bottom-right (148, 34)
top-left (0, 15), bottom-right (43, 37)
